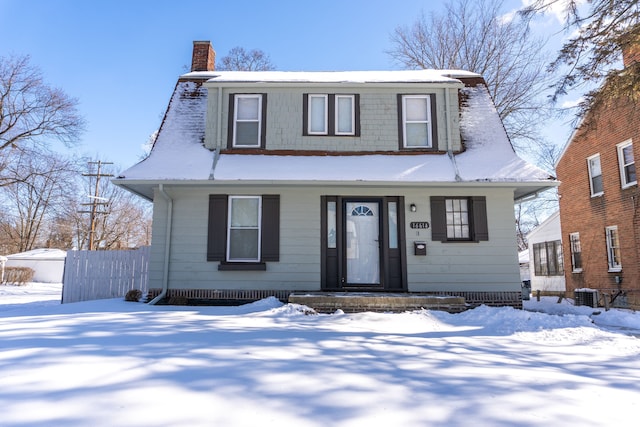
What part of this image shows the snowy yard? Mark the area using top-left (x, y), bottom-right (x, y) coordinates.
top-left (1, 284), bottom-right (639, 426)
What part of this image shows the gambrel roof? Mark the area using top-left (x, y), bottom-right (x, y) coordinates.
top-left (115, 70), bottom-right (556, 200)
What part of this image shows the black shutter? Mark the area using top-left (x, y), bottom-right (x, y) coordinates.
top-left (397, 94), bottom-right (404, 149)
top-left (430, 196), bottom-right (447, 242)
top-left (429, 93), bottom-right (438, 150)
top-left (471, 196), bottom-right (489, 241)
top-left (261, 194), bottom-right (280, 261)
top-left (227, 94), bottom-right (235, 149)
top-left (207, 195), bottom-right (228, 261)
top-left (260, 93), bottom-right (267, 148)
top-left (302, 94), bottom-right (309, 136)
top-left (354, 94), bottom-right (361, 137)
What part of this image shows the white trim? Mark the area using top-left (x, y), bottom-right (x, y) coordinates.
top-left (307, 94), bottom-right (328, 135)
top-left (587, 153), bottom-right (604, 197)
top-left (226, 195), bottom-right (262, 262)
top-left (233, 94), bottom-right (262, 147)
top-left (605, 225), bottom-right (622, 272)
top-left (335, 94), bottom-right (355, 135)
top-left (616, 139), bottom-right (636, 189)
top-left (402, 95), bottom-right (433, 148)
top-left (569, 232), bottom-right (583, 273)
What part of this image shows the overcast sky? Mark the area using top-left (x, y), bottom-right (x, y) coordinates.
top-left (0, 0), bottom-right (563, 170)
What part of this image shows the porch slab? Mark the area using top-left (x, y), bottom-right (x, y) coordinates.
top-left (288, 293), bottom-right (467, 313)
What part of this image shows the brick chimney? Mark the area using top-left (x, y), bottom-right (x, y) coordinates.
top-left (191, 41), bottom-right (216, 72)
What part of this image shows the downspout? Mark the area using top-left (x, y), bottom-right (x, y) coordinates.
top-left (148, 184), bottom-right (173, 305)
top-left (445, 86), bottom-right (462, 181)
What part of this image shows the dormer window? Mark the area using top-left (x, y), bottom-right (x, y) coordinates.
top-left (303, 94), bottom-right (359, 136)
top-left (398, 94), bottom-right (438, 150)
top-left (229, 94), bottom-right (267, 148)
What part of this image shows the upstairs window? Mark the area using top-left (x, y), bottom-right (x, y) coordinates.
top-left (617, 140), bottom-right (636, 188)
top-left (587, 154), bottom-right (603, 196)
top-left (605, 226), bottom-right (622, 272)
top-left (399, 94), bottom-right (437, 149)
top-left (569, 232), bottom-right (582, 272)
top-left (229, 94), bottom-right (267, 148)
top-left (303, 94), bottom-right (359, 136)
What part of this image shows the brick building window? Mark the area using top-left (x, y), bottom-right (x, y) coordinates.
top-left (569, 232), bottom-right (582, 272)
top-left (617, 140), bottom-right (636, 188)
top-left (533, 240), bottom-right (564, 276)
top-left (605, 226), bottom-right (622, 272)
top-left (587, 154), bottom-right (603, 196)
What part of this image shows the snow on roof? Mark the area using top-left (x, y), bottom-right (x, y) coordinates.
top-left (455, 85), bottom-right (553, 183)
top-left (115, 73), bottom-right (555, 200)
top-left (181, 69), bottom-right (480, 84)
top-left (118, 81), bottom-right (214, 181)
top-left (7, 248), bottom-right (67, 260)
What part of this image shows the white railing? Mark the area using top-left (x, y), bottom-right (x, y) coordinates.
top-left (62, 247), bottom-right (150, 303)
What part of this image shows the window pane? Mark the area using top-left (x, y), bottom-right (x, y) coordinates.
top-left (309, 96), bottom-right (326, 133)
top-left (589, 156), bottom-right (602, 176)
top-left (405, 97), bottom-right (428, 121)
top-left (405, 123), bottom-right (429, 147)
top-left (229, 229), bottom-right (259, 259)
top-left (237, 97), bottom-right (259, 120)
top-left (388, 202), bottom-right (398, 249)
top-left (445, 198), bottom-right (470, 239)
top-left (337, 96), bottom-right (353, 133)
top-left (626, 164), bottom-right (637, 184)
top-left (235, 122), bottom-right (259, 146)
top-left (622, 145), bottom-right (634, 164)
top-left (327, 201), bottom-right (336, 249)
top-left (592, 175), bottom-right (603, 194)
top-left (231, 198), bottom-right (259, 227)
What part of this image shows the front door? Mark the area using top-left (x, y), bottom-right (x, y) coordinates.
top-left (321, 196), bottom-right (406, 291)
top-left (345, 201), bottom-right (381, 286)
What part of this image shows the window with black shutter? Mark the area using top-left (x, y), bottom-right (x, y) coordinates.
top-left (430, 196), bottom-right (488, 242)
top-left (207, 194), bottom-right (280, 270)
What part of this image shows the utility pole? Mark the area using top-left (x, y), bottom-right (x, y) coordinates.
top-left (79, 161), bottom-right (113, 250)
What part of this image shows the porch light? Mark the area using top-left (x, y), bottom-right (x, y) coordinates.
top-left (410, 203), bottom-right (417, 212)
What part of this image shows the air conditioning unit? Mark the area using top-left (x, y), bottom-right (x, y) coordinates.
top-left (574, 290), bottom-right (599, 308)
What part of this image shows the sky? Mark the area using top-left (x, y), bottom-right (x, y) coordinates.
top-left (1, 282), bottom-right (640, 426)
top-left (0, 0), bottom-right (565, 172)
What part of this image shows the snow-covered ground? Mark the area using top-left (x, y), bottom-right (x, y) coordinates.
top-left (1, 284), bottom-right (639, 426)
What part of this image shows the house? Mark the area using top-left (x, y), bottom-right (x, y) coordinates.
top-left (555, 43), bottom-right (640, 309)
top-left (526, 211), bottom-right (566, 295)
top-left (4, 248), bottom-right (67, 283)
top-left (114, 41), bottom-right (556, 309)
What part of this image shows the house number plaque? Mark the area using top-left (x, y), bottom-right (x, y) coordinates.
top-left (410, 221), bottom-right (430, 229)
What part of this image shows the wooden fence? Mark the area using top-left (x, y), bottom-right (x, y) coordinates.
top-left (62, 247), bottom-right (150, 303)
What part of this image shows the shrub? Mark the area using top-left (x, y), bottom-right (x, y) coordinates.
top-left (2, 267), bottom-right (35, 285)
top-left (124, 289), bottom-right (143, 302)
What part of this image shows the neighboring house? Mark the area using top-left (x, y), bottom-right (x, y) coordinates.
top-left (518, 249), bottom-right (530, 283)
top-left (526, 211), bottom-right (566, 295)
top-left (5, 248), bottom-right (67, 283)
top-left (555, 44), bottom-right (640, 309)
top-left (114, 41), bottom-right (556, 308)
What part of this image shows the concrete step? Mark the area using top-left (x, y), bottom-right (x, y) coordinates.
top-left (288, 292), bottom-right (467, 313)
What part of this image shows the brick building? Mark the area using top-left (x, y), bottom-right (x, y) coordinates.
top-left (556, 44), bottom-right (640, 309)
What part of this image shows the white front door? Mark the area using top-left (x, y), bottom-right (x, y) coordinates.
top-left (345, 202), bottom-right (380, 285)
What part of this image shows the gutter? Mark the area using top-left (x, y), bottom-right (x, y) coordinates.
top-left (148, 184), bottom-right (173, 305)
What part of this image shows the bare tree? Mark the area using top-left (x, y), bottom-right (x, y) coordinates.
top-left (521, 0), bottom-right (640, 116)
top-left (0, 55), bottom-right (84, 186)
top-left (217, 47), bottom-right (276, 71)
top-left (389, 0), bottom-right (553, 151)
top-left (0, 149), bottom-right (79, 253)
